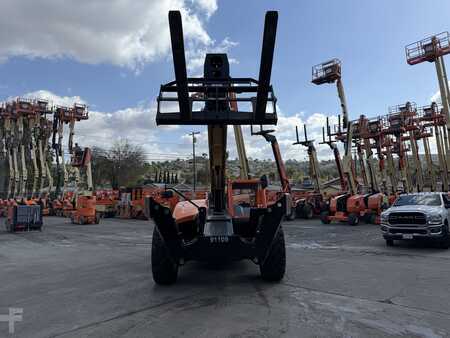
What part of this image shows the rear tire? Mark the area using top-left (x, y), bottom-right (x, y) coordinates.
top-left (302, 204), bottom-right (314, 219)
top-left (348, 213), bottom-right (359, 226)
top-left (151, 227), bottom-right (178, 285)
top-left (260, 227), bottom-right (286, 282)
top-left (95, 214), bottom-right (100, 224)
top-left (286, 211), bottom-right (296, 221)
top-left (386, 239), bottom-right (394, 246)
top-left (320, 211), bottom-right (331, 224)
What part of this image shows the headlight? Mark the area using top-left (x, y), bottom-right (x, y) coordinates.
top-left (381, 213), bottom-right (389, 223)
top-left (428, 214), bottom-right (442, 225)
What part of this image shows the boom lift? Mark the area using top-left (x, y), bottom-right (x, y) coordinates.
top-left (352, 116), bottom-right (387, 222)
top-left (52, 104), bottom-right (88, 216)
top-left (36, 106), bottom-right (54, 199)
top-left (30, 100), bottom-right (49, 198)
top-left (386, 103), bottom-right (419, 193)
top-left (292, 125), bottom-right (325, 218)
top-left (312, 58), bottom-right (349, 129)
top-left (11, 99), bottom-right (34, 199)
top-left (320, 117), bottom-right (347, 192)
top-left (294, 125), bottom-right (321, 194)
top-left (69, 146), bottom-right (99, 225)
top-left (406, 32), bottom-right (450, 190)
top-left (1, 103), bottom-right (16, 199)
top-left (3, 102), bottom-right (21, 198)
top-left (320, 121), bottom-right (369, 225)
top-left (149, 11), bottom-right (286, 284)
top-left (418, 102), bottom-right (447, 191)
top-left (250, 125), bottom-right (294, 219)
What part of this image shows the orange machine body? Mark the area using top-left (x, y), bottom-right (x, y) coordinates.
top-left (71, 195), bottom-right (99, 225)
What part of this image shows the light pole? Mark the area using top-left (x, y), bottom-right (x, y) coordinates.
top-left (188, 131), bottom-right (200, 191)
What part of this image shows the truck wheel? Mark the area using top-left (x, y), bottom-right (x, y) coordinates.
top-left (5, 220), bottom-right (11, 232)
top-left (295, 204), bottom-right (305, 218)
top-left (79, 216), bottom-right (85, 225)
top-left (348, 213), bottom-right (359, 226)
top-left (386, 239), bottom-right (394, 246)
top-left (151, 227), bottom-right (178, 285)
top-left (95, 214), bottom-right (100, 224)
top-left (439, 224), bottom-right (449, 250)
top-left (260, 227), bottom-right (286, 282)
top-left (285, 211), bottom-right (296, 221)
top-left (302, 204), bottom-right (313, 219)
top-left (320, 211), bottom-right (331, 224)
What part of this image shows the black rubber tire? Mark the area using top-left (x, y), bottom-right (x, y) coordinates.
top-left (260, 227), bottom-right (286, 282)
top-left (348, 213), bottom-right (359, 226)
top-left (367, 212), bottom-right (377, 225)
top-left (295, 204), bottom-right (305, 218)
top-left (363, 212), bottom-right (373, 224)
top-left (5, 219), bottom-right (12, 233)
top-left (303, 204), bottom-right (314, 219)
top-left (95, 214), bottom-right (100, 224)
top-left (439, 224), bottom-right (449, 250)
top-left (386, 239), bottom-right (394, 246)
top-left (285, 211), bottom-right (296, 221)
top-left (151, 227), bottom-right (178, 285)
top-left (320, 211), bottom-right (331, 224)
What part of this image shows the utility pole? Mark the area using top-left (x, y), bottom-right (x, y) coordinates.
top-left (189, 131), bottom-right (200, 191)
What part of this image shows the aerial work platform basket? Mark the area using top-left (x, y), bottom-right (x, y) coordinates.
top-left (406, 31), bottom-right (450, 65)
top-left (311, 58), bottom-right (342, 85)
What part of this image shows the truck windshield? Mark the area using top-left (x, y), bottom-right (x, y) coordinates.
top-left (394, 194), bottom-right (442, 207)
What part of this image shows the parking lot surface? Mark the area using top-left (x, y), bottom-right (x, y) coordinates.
top-left (1, 216), bottom-right (450, 337)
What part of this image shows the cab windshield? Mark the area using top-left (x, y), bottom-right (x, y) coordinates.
top-left (394, 194), bottom-right (442, 207)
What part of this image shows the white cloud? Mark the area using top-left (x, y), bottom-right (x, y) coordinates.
top-left (430, 81), bottom-right (450, 104)
top-left (0, 0), bottom-right (228, 72)
top-left (22, 90), bottom-right (86, 107)
top-left (9, 90), bottom-right (342, 162)
top-left (192, 0), bottom-right (218, 17)
top-left (10, 90), bottom-right (185, 162)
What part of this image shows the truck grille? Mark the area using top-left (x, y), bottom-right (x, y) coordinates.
top-left (389, 228), bottom-right (427, 235)
top-left (388, 212), bottom-right (426, 225)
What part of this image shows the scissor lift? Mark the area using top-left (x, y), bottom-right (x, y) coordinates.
top-left (406, 32), bottom-right (450, 190)
top-left (150, 11), bottom-right (286, 284)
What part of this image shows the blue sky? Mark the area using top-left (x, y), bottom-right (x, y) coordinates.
top-left (1, 0), bottom-right (449, 161)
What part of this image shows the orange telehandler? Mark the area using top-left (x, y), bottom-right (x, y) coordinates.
top-left (149, 11), bottom-right (287, 284)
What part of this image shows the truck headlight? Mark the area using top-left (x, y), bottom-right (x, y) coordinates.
top-left (428, 214), bottom-right (442, 225)
top-left (380, 213), bottom-right (389, 224)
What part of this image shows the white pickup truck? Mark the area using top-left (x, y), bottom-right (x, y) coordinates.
top-left (380, 192), bottom-right (450, 248)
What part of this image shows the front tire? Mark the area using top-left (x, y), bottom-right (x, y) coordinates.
top-left (386, 239), bottom-right (394, 246)
top-left (302, 204), bottom-right (314, 219)
top-left (260, 227), bottom-right (286, 282)
top-left (348, 213), bottom-right (359, 226)
top-left (151, 227), bottom-right (178, 285)
top-left (439, 224), bottom-right (449, 249)
top-left (320, 211), bottom-right (331, 224)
